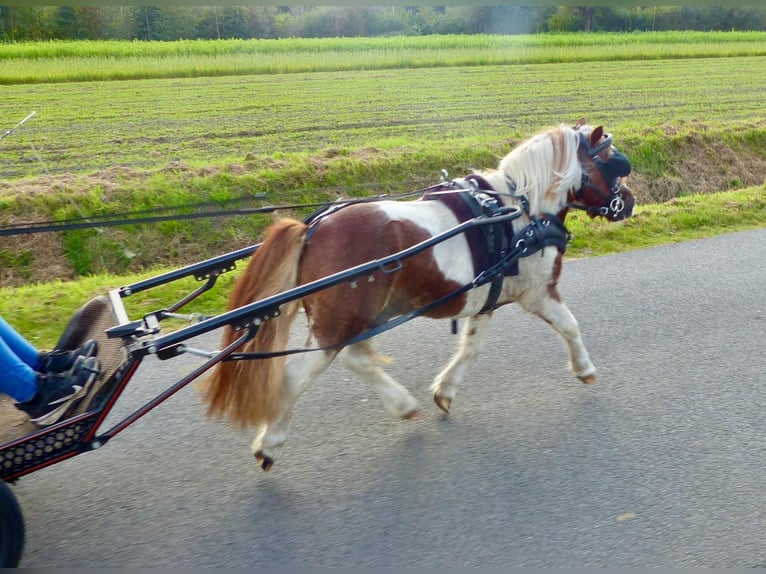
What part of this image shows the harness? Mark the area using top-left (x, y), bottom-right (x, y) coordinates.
top-left (224, 180), bottom-right (570, 363)
top-left (304, 175), bottom-right (570, 313)
top-left (423, 173), bottom-right (569, 314)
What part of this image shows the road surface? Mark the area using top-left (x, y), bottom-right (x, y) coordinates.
top-left (12, 228), bottom-right (766, 567)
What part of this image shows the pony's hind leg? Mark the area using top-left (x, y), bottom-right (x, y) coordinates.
top-left (251, 339), bottom-right (336, 471)
top-left (342, 340), bottom-right (420, 419)
top-left (430, 313), bottom-right (492, 413)
top-left (520, 293), bottom-right (597, 384)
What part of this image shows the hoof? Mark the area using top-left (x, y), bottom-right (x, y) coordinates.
top-left (433, 395), bottom-right (452, 414)
top-left (579, 374), bottom-right (597, 385)
top-left (254, 450), bottom-right (274, 472)
top-left (403, 409), bottom-right (420, 420)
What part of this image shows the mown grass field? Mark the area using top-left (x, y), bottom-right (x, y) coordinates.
top-left (1, 31), bottom-right (765, 346)
top-left (2, 35), bottom-right (766, 180)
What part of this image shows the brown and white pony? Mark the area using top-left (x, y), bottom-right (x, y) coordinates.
top-left (199, 121), bottom-right (635, 471)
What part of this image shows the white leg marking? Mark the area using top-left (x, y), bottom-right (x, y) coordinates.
top-left (520, 294), bottom-right (596, 380)
top-left (430, 313), bottom-right (492, 412)
top-left (251, 337), bottom-right (336, 467)
top-left (342, 340), bottom-right (419, 419)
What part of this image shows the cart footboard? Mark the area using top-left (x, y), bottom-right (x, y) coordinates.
top-left (1, 295), bottom-right (129, 481)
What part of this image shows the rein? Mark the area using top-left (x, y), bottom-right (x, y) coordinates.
top-left (0, 187), bottom-right (440, 237)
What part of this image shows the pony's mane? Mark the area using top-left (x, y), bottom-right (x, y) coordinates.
top-left (495, 123), bottom-right (585, 215)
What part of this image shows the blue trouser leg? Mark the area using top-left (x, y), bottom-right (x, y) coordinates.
top-left (0, 316), bottom-right (39, 403)
top-left (0, 336), bottom-right (37, 403)
top-left (0, 315), bottom-right (40, 368)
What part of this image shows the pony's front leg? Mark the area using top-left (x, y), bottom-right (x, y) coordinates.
top-left (252, 344), bottom-right (336, 471)
top-left (430, 313), bottom-right (492, 413)
top-left (342, 340), bottom-right (420, 419)
top-left (520, 293), bottom-right (596, 384)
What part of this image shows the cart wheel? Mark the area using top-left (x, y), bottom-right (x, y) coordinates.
top-left (0, 481), bottom-right (24, 567)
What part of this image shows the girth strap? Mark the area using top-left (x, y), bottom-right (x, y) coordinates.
top-left (463, 180), bottom-right (510, 314)
top-left (422, 177), bottom-right (513, 313)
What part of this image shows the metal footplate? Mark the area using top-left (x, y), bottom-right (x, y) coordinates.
top-left (0, 412), bottom-right (100, 481)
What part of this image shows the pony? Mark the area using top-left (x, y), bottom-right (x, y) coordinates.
top-left (199, 120), bottom-right (635, 471)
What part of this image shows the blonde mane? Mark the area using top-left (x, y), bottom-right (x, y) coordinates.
top-left (497, 124), bottom-right (584, 215)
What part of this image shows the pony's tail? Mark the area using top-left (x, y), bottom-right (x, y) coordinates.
top-left (198, 218), bottom-right (308, 429)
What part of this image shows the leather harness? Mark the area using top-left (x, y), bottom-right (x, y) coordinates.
top-left (225, 177), bottom-right (571, 362)
top-left (303, 174), bottom-right (571, 319)
top-left (422, 175), bottom-right (570, 314)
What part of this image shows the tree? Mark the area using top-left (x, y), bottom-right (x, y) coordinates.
top-left (128, 6), bottom-right (198, 41)
top-left (196, 6), bottom-right (221, 39)
top-left (546, 6), bottom-right (624, 32)
top-left (0, 6), bottom-right (48, 41)
top-left (51, 6), bottom-right (82, 39)
top-left (217, 6), bottom-right (247, 39)
top-left (575, 6), bottom-right (594, 32)
top-left (241, 6), bottom-right (279, 39)
top-left (456, 6), bottom-right (544, 34)
top-left (129, 5), bottom-right (161, 40)
top-left (76, 7), bottom-right (109, 40)
top-left (9, 5), bottom-right (766, 41)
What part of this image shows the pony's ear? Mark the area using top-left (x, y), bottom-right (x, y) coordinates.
top-left (589, 126), bottom-right (604, 147)
top-left (574, 117), bottom-right (587, 129)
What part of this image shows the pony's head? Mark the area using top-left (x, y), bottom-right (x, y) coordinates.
top-left (569, 120), bottom-right (635, 221)
top-left (497, 120), bottom-right (635, 221)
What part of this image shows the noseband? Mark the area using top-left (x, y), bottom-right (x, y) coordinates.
top-left (567, 132), bottom-right (631, 220)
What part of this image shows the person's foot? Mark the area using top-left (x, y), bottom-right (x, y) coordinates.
top-left (37, 339), bottom-right (98, 373)
top-left (16, 356), bottom-right (101, 426)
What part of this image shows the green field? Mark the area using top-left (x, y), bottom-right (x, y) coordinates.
top-left (3, 31), bottom-right (766, 84)
top-left (2, 32), bottom-right (766, 181)
top-left (1, 32), bottom-right (766, 345)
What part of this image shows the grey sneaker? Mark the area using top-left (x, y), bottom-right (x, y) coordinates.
top-left (38, 339), bottom-right (98, 374)
top-left (16, 356), bottom-right (101, 426)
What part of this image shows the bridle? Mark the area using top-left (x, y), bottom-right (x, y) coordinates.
top-left (565, 131), bottom-right (631, 220)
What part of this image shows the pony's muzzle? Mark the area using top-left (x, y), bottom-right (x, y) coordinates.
top-left (613, 182), bottom-right (635, 220)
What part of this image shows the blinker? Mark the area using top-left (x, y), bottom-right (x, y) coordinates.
top-left (580, 131), bottom-right (631, 181)
top-left (602, 151), bottom-right (631, 180)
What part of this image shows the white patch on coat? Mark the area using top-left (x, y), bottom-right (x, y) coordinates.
top-left (374, 200), bottom-right (494, 316)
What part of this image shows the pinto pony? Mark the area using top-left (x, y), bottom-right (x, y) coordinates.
top-left (199, 121), bottom-right (635, 471)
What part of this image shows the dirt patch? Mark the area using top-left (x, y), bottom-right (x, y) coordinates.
top-left (638, 136), bottom-right (766, 204)
top-left (0, 228), bottom-right (73, 285)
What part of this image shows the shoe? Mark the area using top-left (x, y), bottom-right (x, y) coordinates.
top-left (38, 339), bottom-right (98, 374)
top-left (16, 356), bottom-right (101, 426)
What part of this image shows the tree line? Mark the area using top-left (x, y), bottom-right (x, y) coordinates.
top-left (2, 6), bottom-right (766, 42)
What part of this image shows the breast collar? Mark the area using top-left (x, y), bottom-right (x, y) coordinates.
top-left (422, 174), bottom-right (569, 314)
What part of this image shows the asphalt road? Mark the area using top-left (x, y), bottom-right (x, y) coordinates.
top-left (12, 228), bottom-right (766, 567)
